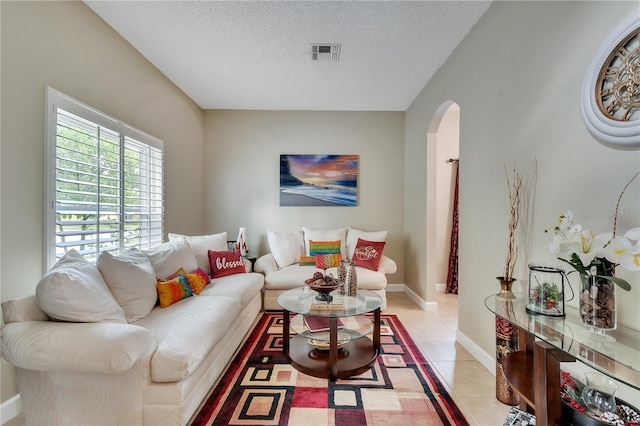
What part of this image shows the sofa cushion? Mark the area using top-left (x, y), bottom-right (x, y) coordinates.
top-left (350, 266), bottom-right (388, 290)
top-left (352, 239), bottom-right (386, 271)
top-left (303, 227), bottom-right (348, 259)
top-left (264, 264), bottom-right (325, 290)
top-left (267, 230), bottom-right (304, 268)
top-left (199, 272), bottom-right (264, 309)
top-left (168, 232), bottom-right (227, 274)
top-left (156, 276), bottom-right (193, 308)
top-left (346, 228), bottom-right (387, 260)
top-left (144, 240), bottom-right (198, 280)
top-left (264, 263), bottom-right (387, 291)
top-left (97, 250), bottom-right (158, 322)
top-left (134, 295), bottom-right (242, 382)
top-left (36, 250), bottom-right (126, 323)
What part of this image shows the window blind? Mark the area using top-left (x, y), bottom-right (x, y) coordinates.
top-left (46, 88), bottom-right (164, 267)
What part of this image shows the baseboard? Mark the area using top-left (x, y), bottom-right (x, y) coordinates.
top-left (385, 283), bottom-right (405, 292)
top-left (1, 393), bottom-right (22, 425)
top-left (435, 283), bottom-right (446, 292)
top-left (403, 285), bottom-right (438, 311)
top-left (456, 329), bottom-right (496, 376)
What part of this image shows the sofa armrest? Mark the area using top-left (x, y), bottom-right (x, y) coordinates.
top-left (254, 253), bottom-right (280, 275)
top-left (1, 321), bottom-right (155, 374)
top-left (378, 255), bottom-right (397, 275)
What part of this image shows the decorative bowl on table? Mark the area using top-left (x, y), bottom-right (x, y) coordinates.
top-left (305, 272), bottom-right (343, 301)
top-left (307, 281), bottom-right (342, 294)
top-left (308, 332), bottom-right (350, 351)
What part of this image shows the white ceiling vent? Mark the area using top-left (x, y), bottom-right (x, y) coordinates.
top-left (310, 44), bottom-right (340, 61)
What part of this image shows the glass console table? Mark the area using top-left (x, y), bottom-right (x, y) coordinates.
top-left (485, 294), bottom-right (639, 426)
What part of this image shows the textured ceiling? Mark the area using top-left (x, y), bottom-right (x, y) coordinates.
top-left (85, 1), bottom-right (492, 111)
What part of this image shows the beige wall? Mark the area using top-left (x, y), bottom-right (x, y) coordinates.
top-left (406, 0), bottom-right (639, 372)
top-left (1, 1), bottom-right (204, 403)
top-left (202, 110), bottom-right (405, 280)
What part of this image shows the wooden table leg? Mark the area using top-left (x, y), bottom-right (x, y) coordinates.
top-left (518, 328), bottom-right (534, 412)
top-left (329, 317), bottom-right (338, 381)
top-left (373, 308), bottom-right (380, 351)
top-left (283, 309), bottom-right (290, 355)
top-left (534, 341), bottom-right (576, 426)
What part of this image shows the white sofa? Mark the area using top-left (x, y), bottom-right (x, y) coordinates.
top-left (0, 234), bottom-right (264, 426)
top-left (255, 227), bottom-right (396, 310)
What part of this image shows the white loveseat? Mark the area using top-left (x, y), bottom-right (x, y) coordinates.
top-left (255, 227), bottom-right (396, 310)
top-left (0, 233), bottom-right (264, 426)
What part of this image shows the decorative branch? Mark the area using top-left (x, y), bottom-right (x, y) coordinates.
top-left (503, 162), bottom-right (523, 279)
top-left (613, 172), bottom-right (639, 236)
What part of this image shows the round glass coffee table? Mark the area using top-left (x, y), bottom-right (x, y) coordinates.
top-left (277, 287), bottom-right (382, 381)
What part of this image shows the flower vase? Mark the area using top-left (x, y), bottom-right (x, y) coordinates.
top-left (580, 273), bottom-right (616, 342)
top-left (496, 277), bottom-right (516, 299)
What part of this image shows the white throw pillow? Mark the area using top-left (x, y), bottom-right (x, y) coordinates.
top-left (168, 232), bottom-right (227, 274)
top-left (302, 227), bottom-right (348, 259)
top-left (35, 250), bottom-right (126, 323)
top-left (267, 230), bottom-right (305, 268)
top-left (346, 228), bottom-right (388, 261)
top-left (143, 239), bottom-right (198, 279)
top-left (97, 250), bottom-right (158, 323)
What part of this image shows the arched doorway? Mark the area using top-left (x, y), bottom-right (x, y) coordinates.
top-left (425, 102), bottom-right (460, 301)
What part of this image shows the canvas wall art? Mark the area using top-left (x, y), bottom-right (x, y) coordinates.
top-left (280, 155), bottom-right (358, 206)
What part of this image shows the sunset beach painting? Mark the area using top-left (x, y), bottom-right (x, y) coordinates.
top-left (279, 155), bottom-right (358, 206)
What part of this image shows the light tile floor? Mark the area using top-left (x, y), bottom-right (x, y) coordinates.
top-left (3, 291), bottom-right (513, 426)
top-left (387, 291), bottom-right (513, 425)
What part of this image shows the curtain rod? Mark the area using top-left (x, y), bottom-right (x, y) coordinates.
top-left (446, 158), bottom-right (459, 163)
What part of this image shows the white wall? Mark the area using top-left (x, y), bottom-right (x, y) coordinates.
top-left (202, 110), bottom-right (405, 281)
top-left (0, 1), bottom-right (204, 404)
top-left (406, 0), bottom-right (639, 376)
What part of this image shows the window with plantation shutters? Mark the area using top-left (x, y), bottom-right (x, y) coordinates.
top-left (45, 88), bottom-right (163, 268)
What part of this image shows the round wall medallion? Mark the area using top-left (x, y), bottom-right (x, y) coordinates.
top-left (581, 9), bottom-right (640, 149)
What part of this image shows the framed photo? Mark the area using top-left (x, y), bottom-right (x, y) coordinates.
top-left (279, 154), bottom-right (358, 206)
top-left (227, 241), bottom-right (237, 251)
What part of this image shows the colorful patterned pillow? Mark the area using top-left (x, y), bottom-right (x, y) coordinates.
top-left (308, 240), bottom-right (341, 256)
top-left (167, 267), bottom-right (210, 294)
top-left (156, 275), bottom-right (193, 308)
top-left (208, 250), bottom-right (246, 278)
top-left (315, 253), bottom-right (342, 269)
top-left (352, 238), bottom-right (386, 271)
top-left (299, 255), bottom-right (316, 266)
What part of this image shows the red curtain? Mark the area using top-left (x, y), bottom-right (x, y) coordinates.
top-left (446, 161), bottom-right (459, 294)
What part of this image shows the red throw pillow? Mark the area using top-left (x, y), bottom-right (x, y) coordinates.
top-left (208, 250), bottom-right (246, 278)
top-left (352, 238), bottom-right (386, 271)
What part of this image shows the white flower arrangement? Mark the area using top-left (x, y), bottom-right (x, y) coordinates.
top-left (547, 210), bottom-right (639, 291)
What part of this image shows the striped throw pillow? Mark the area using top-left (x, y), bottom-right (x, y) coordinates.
top-left (156, 275), bottom-right (193, 308)
top-left (308, 240), bottom-right (341, 256)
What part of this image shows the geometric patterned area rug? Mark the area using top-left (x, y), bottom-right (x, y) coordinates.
top-left (189, 312), bottom-right (469, 425)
